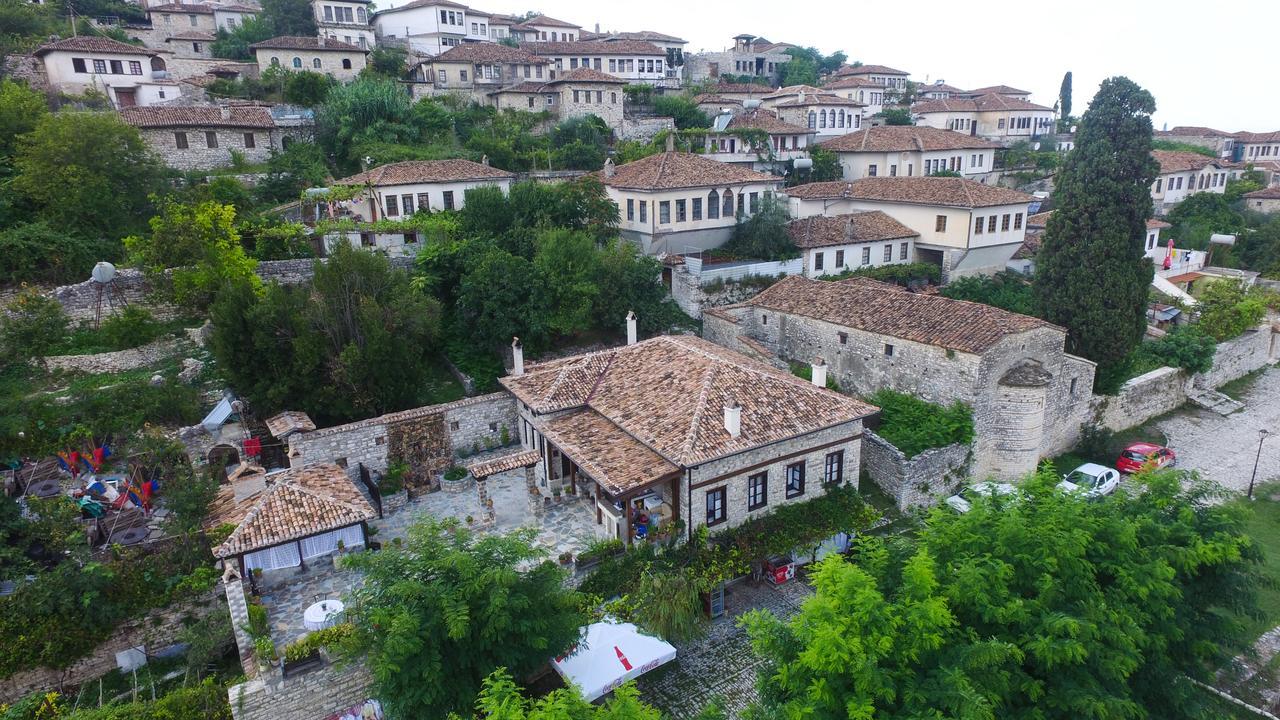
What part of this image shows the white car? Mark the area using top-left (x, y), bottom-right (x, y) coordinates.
top-left (945, 482), bottom-right (1016, 513)
top-left (1058, 463), bottom-right (1120, 498)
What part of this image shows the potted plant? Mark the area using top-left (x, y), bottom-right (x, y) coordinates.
top-left (552, 487), bottom-right (562, 502)
top-left (558, 551), bottom-right (574, 566)
top-left (333, 540), bottom-right (346, 569)
top-left (465, 514), bottom-right (474, 525)
top-left (254, 636), bottom-right (278, 669)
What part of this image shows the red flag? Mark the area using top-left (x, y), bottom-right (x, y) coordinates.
top-left (614, 646), bottom-right (632, 671)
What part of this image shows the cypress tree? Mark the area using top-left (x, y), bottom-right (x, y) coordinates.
top-left (1059, 71), bottom-right (1073, 120)
top-left (1034, 76), bottom-right (1158, 375)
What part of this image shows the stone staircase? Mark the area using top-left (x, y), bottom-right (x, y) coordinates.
top-left (1188, 386), bottom-right (1244, 416)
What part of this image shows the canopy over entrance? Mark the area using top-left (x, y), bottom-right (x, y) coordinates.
top-left (552, 621), bottom-right (677, 701)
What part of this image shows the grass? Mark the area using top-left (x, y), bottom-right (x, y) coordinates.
top-left (1235, 487), bottom-right (1280, 641)
top-left (1219, 366), bottom-right (1272, 401)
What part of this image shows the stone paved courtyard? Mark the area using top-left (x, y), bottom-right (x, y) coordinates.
top-left (636, 577), bottom-right (815, 719)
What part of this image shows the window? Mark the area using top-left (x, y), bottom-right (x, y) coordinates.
top-left (638, 201), bottom-right (647, 223)
top-left (570, 58), bottom-right (578, 69)
top-left (835, 249), bottom-right (844, 267)
top-left (890, 164), bottom-right (897, 177)
top-left (188, 13), bottom-right (198, 25)
top-left (596, 91), bottom-right (602, 103)
top-left (884, 343), bottom-right (895, 357)
top-left (442, 191), bottom-right (455, 210)
top-left (861, 246), bottom-right (871, 265)
top-left (129, 61), bottom-right (142, 75)
top-left (385, 195), bottom-right (399, 217)
top-left (205, 131), bottom-right (218, 148)
top-left (750, 192), bottom-right (759, 213)
top-left (271, 56), bottom-right (279, 66)
top-left (609, 59), bottom-right (617, 72)
top-left (357, 7), bottom-right (365, 22)
top-left (174, 132), bottom-right (188, 149)
top-left (824, 450), bottom-right (844, 485)
top-left (706, 487), bottom-right (727, 526)
top-left (1014, 212), bottom-right (1023, 230)
top-left (461, 70), bottom-right (469, 82)
top-left (935, 215), bottom-right (946, 232)
top-left (868, 164), bottom-right (877, 177)
top-left (292, 57), bottom-right (302, 68)
top-left (572, 89), bottom-right (579, 102)
top-left (707, 190), bottom-right (720, 219)
top-left (883, 244), bottom-right (892, 262)
top-left (1070, 378), bottom-right (1078, 395)
top-left (814, 251), bottom-right (824, 271)
top-left (998, 118), bottom-right (1006, 129)
top-left (838, 331), bottom-right (848, 345)
top-left (73, 58), bottom-right (87, 73)
top-left (243, 132), bottom-right (255, 148)
top-left (359, 232), bottom-right (375, 247)
top-left (313, 57), bottom-right (322, 68)
top-left (342, 58), bottom-right (352, 69)
top-left (92, 59), bottom-right (108, 73)
top-left (722, 190), bottom-right (733, 217)
top-left (658, 200), bottom-right (670, 224)
top-left (808, 111), bottom-right (816, 129)
top-left (785, 462), bottom-right (805, 498)
top-left (324, 5), bottom-right (333, 20)
top-left (1001, 214), bottom-right (1011, 231)
top-left (626, 198), bottom-right (634, 221)
top-left (401, 194), bottom-right (415, 215)
top-left (900, 242), bottom-right (908, 260)
top-left (988, 216), bottom-right (997, 233)
top-left (692, 197), bottom-right (702, 220)
top-left (747, 472), bottom-right (768, 511)
top-left (676, 199), bottom-right (686, 222)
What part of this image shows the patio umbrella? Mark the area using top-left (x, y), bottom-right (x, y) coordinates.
top-left (552, 620), bottom-right (677, 702)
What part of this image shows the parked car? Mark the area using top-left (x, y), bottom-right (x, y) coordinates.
top-left (945, 482), bottom-right (1016, 513)
top-left (1058, 463), bottom-right (1121, 498)
top-left (1115, 442), bottom-right (1176, 474)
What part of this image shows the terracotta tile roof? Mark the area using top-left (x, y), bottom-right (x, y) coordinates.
top-left (1147, 218), bottom-right (1173, 229)
top-left (773, 94), bottom-right (863, 108)
top-left (1161, 126), bottom-right (1233, 137)
top-left (971, 93), bottom-right (1052, 112)
top-left (961, 84), bottom-right (1030, 96)
top-left (432, 42), bottom-right (547, 64)
top-left (465, 449), bottom-right (541, 479)
top-left (210, 463), bottom-right (377, 558)
top-left (911, 98), bottom-right (977, 114)
top-left (693, 94), bottom-right (743, 106)
top-left (265, 411), bottom-right (316, 439)
top-left (787, 212), bottom-right (917, 249)
top-left (922, 83), bottom-right (964, 94)
top-left (1233, 131), bottom-right (1280, 143)
top-left (1244, 186), bottom-right (1280, 200)
top-left (753, 41), bottom-right (795, 52)
top-left (524, 39), bottom-right (663, 56)
top-left (823, 76), bottom-right (885, 90)
top-left (819, 126), bottom-right (998, 153)
top-left (166, 30), bottom-right (216, 40)
top-left (489, 80), bottom-right (549, 94)
top-left (837, 63), bottom-right (908, 76)
top-left (1013, 230), bottom-right (1042, 260)
top-left (601, 152), bottom-right (781, 190)
top-left (538, 410), bottom-right (679, 494)
top-left (34, 36), bottom-right (155, 56)
top-left (250, 35), bottom-right (364, 51)
top-left (710, 81), bottom-right (776, 95)
top-left (741, 276), bottom-right (1055, 353)
top-left (376, 0), bottom-right (466, 13)
top-left (545, 67), bottom-right (626, 84)
top-left (762, 84), bottom-right (825, 99)
top-left (724, 109), bottom-right (810, 134)
top-left (585, 30), bottom-right (686, 43)
top-left (501, 335), bottom-right (875, 468)
top-left (120, 105), bottom-right (274, 128)
top-left (148, 2), bottom-right (215, 12)
top-left (218, 3), bottom-right (262, 11)
top-left (1027, 211), bottom-right (1052, 227)
top-left (337, 159), bottom-right (514, 186)
top-left (1152, 149), bottom-right (1230, 174)
top-left (785, 177), bottom-right (1033, 208)
top-left (525, 13), bottom-right (580, 28)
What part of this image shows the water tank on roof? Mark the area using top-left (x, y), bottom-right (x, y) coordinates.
top-left (90, 262), bottom-right (116, 284)
top-left (1210, 233), bottom-right (1237, 245)
top-left (743, 98), bottom-right (761, 109)
top-left (793, 158), bottom-right (813, 170)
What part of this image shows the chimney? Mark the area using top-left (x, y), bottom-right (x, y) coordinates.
top-left (318, 35), bottom-right (326, 47)
top-left (664, 132), bottom-right (675, 153)
top-left (723, 401), bottom-right (741, 438)
top-left (481, 154), bottom-right (490, 166)
top-left (602, 157), bottom-right (615, 177)
top-left (594, 22), bottom-right (600, 33)
top-left (843, 217), bottom-right (854, 242)
top-left (811, 357), bottom-right (827, 388)
top-left (511, 337), bottom-right (524, 376)
top-left (625, 310), bottom-right (637, 345)
top-left (220, 105), bottom-right (231, 120)
top-left (798, 91), bottom-right (806, 104)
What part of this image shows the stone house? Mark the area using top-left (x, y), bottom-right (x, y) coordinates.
top-left (213, 3), bottom-right (259, 32)
top-left (817, 125), bottom-right (1000, 182)
top-left (146, 2), bottom-right (219, 37)
top-left (699, 80), bottom-right (777, 103)
top-left (160, 31), bottom-right (215, 59)
top-left (693, 93), bottom-right (742, 117)
top-left (119, 105), bottom-right (277, 170)
top-left (686, 34), bottom-right (792, 85)
top-left (501, 334), bottom-right (876, 543)
top-left (599, 150), bottom-right (784, 255)
top-left (514, 14), bottom-right (581, 42)
top-left (1244, 186), bottom-right (1280, 214)
top-left (1150, 150), bottom-right (1242, 213)
top-left (822, 76), bottom-right (888, 117)
top-left (1153, 126), bottom-right (1237, 159)
top-left (911, 94), bottom-right (1055, 145)
top-left (787, 212), bottom-right (918, 278)
top-left (522, 39), bottom-right (673, 87)
top-left (251, 35), bottom-right (367, 81)
top-left (783, 177), bottom-right (1035, 278)
top-left (415, 42), bottom-right (550, 94)
top-left (315, 0), bottom-right (375, 49)
top-left (702, 275), bottom-right (1096, 479)
top-left (1233, 130), bottom-right (1280, 164)
top-left (542, 67), bottom-right (626, 128)
top-left (830, 63), bottom-right (910, 99)
top-left (702, 108), bottom-right (813, 171)
top-left (761, 85), bottom-right (864, 138)
top-left (33, 36), bottom-right (174, 107)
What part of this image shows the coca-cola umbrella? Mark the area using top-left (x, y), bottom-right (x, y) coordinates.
top-left (552, 620), bottom-right (677, 702)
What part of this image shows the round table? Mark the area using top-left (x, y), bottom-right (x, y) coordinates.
top-left (302, 599), bottom-right (344, 631)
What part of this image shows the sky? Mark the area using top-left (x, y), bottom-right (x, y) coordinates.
top-left (478, 0), bottom-right (1279, 132)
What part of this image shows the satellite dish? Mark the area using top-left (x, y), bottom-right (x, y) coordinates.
top-left (91, 262), bottom-right (116, 284)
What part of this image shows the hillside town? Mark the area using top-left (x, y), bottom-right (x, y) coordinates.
top-left (1, 0), bottom-right (1280, 718)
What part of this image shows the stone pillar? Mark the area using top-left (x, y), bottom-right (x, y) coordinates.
top-left (476, 477), bottom-right (495, 526)
top-left (525, 465), bottom-right (542, 517)
top-left (224, 576), bottom-right (257, 678)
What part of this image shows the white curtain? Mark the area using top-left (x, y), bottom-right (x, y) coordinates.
top-left (243, 542), bottom-right (301, 572)
top-left (298, 524), bottom-right (365, 559)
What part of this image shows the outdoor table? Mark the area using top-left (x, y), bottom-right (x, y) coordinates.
top-left (303, 599), bottom-right (344, 631)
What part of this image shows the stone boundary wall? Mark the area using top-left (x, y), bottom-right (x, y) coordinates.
top-left (229, 661), bottom-right (374, 720)
top-left (670, 267), bottom-right (783, 319)
top-left (861, 430), bottom-right (972, 512)
top-left (0, 588), bottom-right (226, 703)
top-left (44, 338), bottom-right (181, 374)
top-left (1092, 325), bottom-right (1278, 432)
top-left (620, 115), bottom-right (675, 141)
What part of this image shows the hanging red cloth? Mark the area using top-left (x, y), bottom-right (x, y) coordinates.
top-left (243, 437), bottom-right (262, 457)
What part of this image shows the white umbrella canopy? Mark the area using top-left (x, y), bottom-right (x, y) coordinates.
top-left (552, 620), bottom-right (677, 701)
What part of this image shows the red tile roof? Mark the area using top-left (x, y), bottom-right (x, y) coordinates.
top-left (710, 81), bottom-right (776, 95)
top-left (337, 159), bottom-right (514, 186)
top-left (835, 63), bottom-right (908, 76)
top-left (786, 177), bottom-right (1033, 208)
top-left (148, 2), bottom-right (215, 13)
top-left (787, 212), bottom-right (918, 248)
top-left (120, 105), bottom-right (274, 129)
top-left (375, 0), bottom-right (466, 13)
top-left (538, 410), bottom-right (679, 494)
top-left (524, 39), bottom-right (664, 56)
top-left (961, 84), bottom-right (1030, 96)
top-left (723, 109), bottom-right (810, 134)
top-left (1152, 150), bottom-right (1234, 174)
top-left (819, 126), bottom-right (998, 153)
top-left (546, 67), bottom-right (626, 84)
top-left (34, 36), bottom-right (155, 56)
top-left (432, 42), bottom-right (547, 64)
top-left (913, 94), bottom-right (1052, 114)
top-left (465, 449), bottom-right (541, 479)
top-left (250, 35), bottom-right (364, 51)
top-left (823, 76), bottom-right (885, 90)
top-left (601, 152), bottom-right (781, 190)
top-left (524, 13), bottom-right (580, 28)
top-left (1244, 186), bottom-right (1280, 200)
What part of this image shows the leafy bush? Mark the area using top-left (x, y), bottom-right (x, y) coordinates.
top-left (939, 271), bottom-right (1038, 316)
top-left (1076, 424), bottom-right (1114, 460)
top-left (443, 465), bottom-right (467, 482)
top-left (2, 679), bottom-right (233, 720)
top-left (1138, 325), bottom-right (1216, 374)
top-left (98, 306), bottom-right (160, 350)
top-left (789, 361), bottom-right (839, 390)
top-left (652, 95), bottom-right (710, 130)
top-left (0, 290), bottom-right (68, 362)
top-left (1195, 280), bottom-right (1269, 341)
top-left (822, 262), bottom-right (942, 287)
top-left (868, 389), bottom-right (974, 458)
top-left (718, 195), bottom-right (797, 261)
top-left (0, 222), bottom-right (115, 286)
top-left (380, 461), bottom-right (407, 494)
top-left (282, 622), bottom-right (355, 662)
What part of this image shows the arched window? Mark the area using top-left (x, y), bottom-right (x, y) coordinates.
top-left (808, 111), bottom-right (816, 129)
top-left (828, 109), bottom-right (835, 127)
top-left (707, 190), bottom-right (720, 219)
top-left (722, 189), bottom-right (734, 217)
top-left (342, 58), bottom-right (352, 69)
top-left (292, 57), bottom-right (302, 68)
top-left (312, 57), bottom-right (322, 68)
top-left (150, 56), bottom-right (166, 72)
top-left (270, 56), bottom-right (279, 66)
top-left (356, 7), bottom-right (366, 22)
top-left (819, 111), bottom-right (826, 128)
top-left (838, 110), bottom-right (845, 127)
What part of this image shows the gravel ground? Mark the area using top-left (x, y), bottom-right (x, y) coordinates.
top-left (1152, 365), bottom-right (1280, 493)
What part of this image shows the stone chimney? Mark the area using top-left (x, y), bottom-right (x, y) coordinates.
top-left (481, 154), bottom-right (489, 166)
top-left (511, 337), bottom-right (524, 376)
top-left (723, 400), bottom-right (741, 438)
top-left (602, 157), bottom-right (615, 177)
top-left (798, 91), bottom-right (806, 104)
top-left (220, 105), bottom-right (232, 120)
top-left (811, 357), bottom-right (827, 388)
top-left (625, 310), bottom-right (637, 345)
top-left (664, 132), bottom-right (675, 153)
top-left (594, 22), bottom-right (600, 33)
top-left (318, 35), bottom-right (326, 47)
top-left (843, 217), bottom-right (854, 242)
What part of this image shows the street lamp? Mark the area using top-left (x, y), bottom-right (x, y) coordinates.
top-left (1248, 429), bottom-right (1271, 501)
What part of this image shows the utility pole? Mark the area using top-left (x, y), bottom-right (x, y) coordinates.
top-left (1248, 428), bottom-right (1270, 500)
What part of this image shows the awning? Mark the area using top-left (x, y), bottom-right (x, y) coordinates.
top-left (552, 621), bottom-right (677, 701)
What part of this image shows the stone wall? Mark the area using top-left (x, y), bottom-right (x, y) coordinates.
top-left (620, 115), bottom-right (675, 142)
top-left (45, 338), bottom-right (181, 374)
top-left (287, 392), bottom-right (518, 474)
top-left (861, 430), bottom-right (972, 512)
top-left (670, 268), bottom-right (781, 320)
top-left (1195, 325), bottom-right (1277, 389)
top-left (228, 661), bottom-right (374, 720)
top-left (140, 126), bottom-right (276, 171)
top-left (0, 588), bottom-right (226, 703)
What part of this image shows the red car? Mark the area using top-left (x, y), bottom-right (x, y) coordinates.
top-left (1116, 442), bottom-right (1176, 474)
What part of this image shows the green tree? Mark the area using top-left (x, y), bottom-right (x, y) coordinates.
top-left (1236, 216), bottom-right (1280, 276)
top-left (1194, 280), bottom-right (1268, 340)
top-left (365, 46), bottom-right (408, 78)
top-left (1139, 324), bottom-right (1216, 374)
top-left (458, 247), bottom-right (548, 351)
top-left (0, 79), bottom-right (46, 166)
top-left (1225, 169), bottom-right (1266, 203)
top-left (533, 228), bottom-right (600, 336)
top-left (254, 141), bottom-right (331, 204)
top-left (12, 112), bottom-right (166, 240)
top-left (458, 668), bottom-right (660, 720)
top-left (210, 15), bottom-right (275, 60)
top-left (342, 520), bottom-right (586, 720)
top-left (594, 240), bottom-right (687, 336)
top-left (720, 194), bottom-right (797, 260)
top-left (550, 115), bottom-right (609, 170)
top-left (1058, 70), bottom-right (1072, 121)
top-left (1167, 192), bottom-right (1244, 249)
top-left (652, 95), bottom-right (710, 130)
top-left (939, 270), bottom-right (1038, 315)
top-left (1034, 76), bottom-right (1159, 372)
top-left (787, 146), bottom-right (841, 186)
top-left (0, 289), bottom-right (68, 362)
top-left (880, 107), bottom-right (913, 125)
top-left (260, 0), bottom-right (315, 36)
top-left (0, 222), bottom-right (114, 285)
top-left (239, 217), bottom-right (315, 260)
top-left (283, 70), bottom-right (333, 106)
top-left (315, 77), bottom-right (419, 169)
top-left (780, 50), bottom-right (818, 86)
top-left (124, 200), bottom-right (258, 310)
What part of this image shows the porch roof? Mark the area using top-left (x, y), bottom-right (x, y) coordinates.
top-left (538, 410), bottom-right (679, 496)
top-left (466, 449), bottom-right (541, 479)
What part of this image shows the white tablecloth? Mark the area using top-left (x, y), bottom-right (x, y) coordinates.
top-left (302, 599), bottom-right (344, 631)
